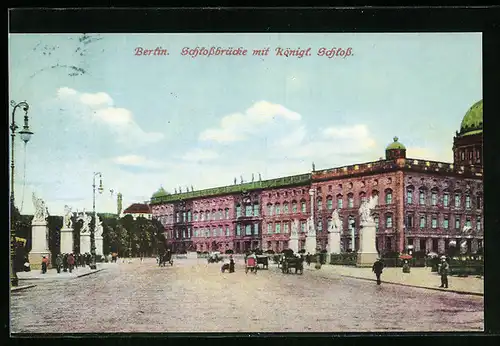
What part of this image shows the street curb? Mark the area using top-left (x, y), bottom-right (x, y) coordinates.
top-left (76, 269), bottom-right (104, 278)
top-left (338, 274), bottom-right (484, 297)
top-left (11, 284), bottom-right (37, 292)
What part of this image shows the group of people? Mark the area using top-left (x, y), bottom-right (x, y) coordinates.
top-left (372, 255), bottom-right (450, 288)
top-left (221, 255), bottom-right (235, 273)
top-left (53, 253), bottom-right (93, 273)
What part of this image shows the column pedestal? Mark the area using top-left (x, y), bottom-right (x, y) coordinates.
top-left (305, 235), bottom-right (317, 255)
top-left (95, 236), bottom-right (103, 257)
top-left (327, 231), bottom-right (341, 254)
top-left (80, 233), bottom-right (91, 254)
top-left (289, 237), bottom-right (299, 253)
top-left (60, 227), bottom-right (74, 254)
top-left (29, 221), bottom-right (51, 269)
top-left (356, 221), bottom-right (378, 267)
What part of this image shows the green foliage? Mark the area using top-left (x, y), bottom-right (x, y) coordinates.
top-left (330, 253), bottom-right (357, 266)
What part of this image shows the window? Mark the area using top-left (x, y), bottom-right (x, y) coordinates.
top-left (419, 190), bottom-right (425, 205)
top-left (327, 218), bottom-right (332, 230)
top-left (327, 197), bottom-right (333, 210)
top-left (254, 223), bottom-right (259, 235)
top-left (443, 193), bottom-right (449, 207)
top-left (431, 191), bottom-right (438, 206)
top-left (224, 208), bottom-right (228, 219)
top-left (301, 221), bottom-right (306, 233)
top-left (235, 224), bottom-right (241, 236)
top-left (275, 204), bottom-right (281, 215)
top-left (407, 190), bottom-right (413, 204)
top-left (292, 201), bottom-right (298, 213)
top-left (348, 216), bottom-right (355, 231)
top-left (267, 223), bottom-right (272, 234)
top-left (283, 222), bottom-right (289, 234)
top-left (466, 218), bottom-right (471, 228)
top-left (443, 217), bottom-right (449, 229)
top-left (182, 230), bottom-right (186, 238)
top-left (176, 213), bottom-right (180, 222)
top-left (431, 216), bottom-right (437, 229)
top-left (253, 204), bottom-right (259, 216)
top-left (194, 213), bottom-right (198, 221)
top-left (465, 195), bottom-right (471, 209)
top-left (455, 217), bottom-right (460, 229)
top-left (200, 212), bottom-right (204, 221)
top-left (219, 210), bottom-right (223, 220)
top-left (275, 223), bottom-right (281, 234)
top-left (205, 211), bottom-right (210, 220)
top-left (235, 205), bottom-right (241, 217)
top-left (386, 214), bottom-right (393, 228)
top-left (301, 201), bottom-right (306, 213)
top-left (219, 227), bottom-right (223, 237)
top-left (212, 228), bottom-right (217, 237)
top-left (374, 216), bottom-right (379, 232)
top-left (187, 211), bottom-right (191, 222)
top-left (455, 193), bottom-right (461, 208)
top-left (360, 192), bottom-right (367, 204)
top-left (245, 204), bottom-right (253, 217)
top-left (226, 226), bottom-right (230, 236)
top-left (406, 214), bottom-right (414, 228)
top-left (317, 220), bottom-right (323, 232)
top-left (385, 190), bottom-right (392, 204)
top-left (245, 224), bottom-right (252, 236)
top-left (283, 203), bottom-right (289, 214)
top-left (212, 210), bottom-right (217, 220)
top-left (317, 198), bottom-right (322, 211)
top-left (348, 194), bottom-right (354, 208)
top-left (476, 217), bottom-right (481, 231)
top-left (337, 196), bottom-right (343, 209)
top-left (420, 216), bottom-right (426, 228)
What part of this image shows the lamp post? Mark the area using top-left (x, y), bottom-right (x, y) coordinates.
top-left (91, 172), bottom-right (103, 270)
top-left (10, 101), bottom-right (34, 287)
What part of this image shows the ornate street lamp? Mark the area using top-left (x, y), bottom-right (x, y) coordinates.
top-left (10, 100), bottom-right (33, 287)
top-left (91, 172), bottom-right (103, 269)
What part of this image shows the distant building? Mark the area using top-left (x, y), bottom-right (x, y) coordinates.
top-left (150, 100), bottom-right (483, 254)
top-left (122, 203), bottom-right (152, 220)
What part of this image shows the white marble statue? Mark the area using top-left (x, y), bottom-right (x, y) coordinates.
top-left (330, 209), bottom-right (342, 233)
top-left (79, 209), bottom-right (91, 234)
top-left (95, 214), bottom-right (103, 237)
top-left (291, 219), bottom-right (299, 237)
top-left (359, 195), bottom-right (379, 224)
top-left (63, 205), bottom-right (73, 229)
top-left (32, 192), bottom-right (48, 223)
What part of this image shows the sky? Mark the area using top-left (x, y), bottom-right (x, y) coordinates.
top-left (8, 33), bottom-right (482, 216)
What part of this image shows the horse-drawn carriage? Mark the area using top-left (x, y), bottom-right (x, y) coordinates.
top-left (207, 252), bottom-right (223, 263)
top-left (159, 251), bottom-right (173, 267)
top-left (280, 249), bottom-right (304, 274)
top-left (245, 255), bottom-right (258, 274)
top-left (256, 255), bottom-right (269, 269)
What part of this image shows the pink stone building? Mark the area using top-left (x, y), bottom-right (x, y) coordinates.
top-left (150, 100), bottom-right (483, 255)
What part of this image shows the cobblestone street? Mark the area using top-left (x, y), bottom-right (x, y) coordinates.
top-left (10, 258), bottom-right (483, 333)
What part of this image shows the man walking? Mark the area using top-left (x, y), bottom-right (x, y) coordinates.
top-left (55, 254), bottom-right (63, 274)
top-left (372, 258), bottom-right (384, 285)
top-left (439, 256), bottom-right (449, 288)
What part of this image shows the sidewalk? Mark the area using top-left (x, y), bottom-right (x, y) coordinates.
top-left (305, 265), bottom-right (484, 296)
top-left (16, 262), bottom-right (114, 281)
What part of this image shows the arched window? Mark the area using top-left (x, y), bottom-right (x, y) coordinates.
top-left (326, 196), bottom-right (333, 210)
top-left (443, 189), bottom-right (450, 207)
top-left (253, 203), bottom-right (259, 216)
top-left (465, 193), bottom-right (471, 209)
top-left (266, 203), bottom-right (272, 216)
top-left (406, 186), bottom-right (414, 205)
top-left (385, 213), bottom-right (393, 228)
top-left (337, 194), bottom-right (343, 209)
top-left (327, 218), bottom-right (332, 230)
top-left (205, 210), bottom-right (210, 221)
top-left (283, 202), bottom-right (289, 214)
top-left (317, 197), bottom-right (323, 211)
top-left (236, 205), bottom-right (241, 217)
top-left (193, 212), bottom-right (198, 221)
top-left (419, 188), bottom-right (426, 206)
top-left (292, 200), bottom-right (298, 213)
top-left (359, 191), bottom-right (367, 204)
top-left (212, 209), bottom-right (217, 220)
top-left (431, 188), bottom-right (438, 206)
top-left (225, 208), bottom-right (229, 219)
top-left (275, 203), bottom-right (281, 215)
top-left (347, 193), bottom-right (354, 208)
top-left (419, 215), bottom-right (426, 228)
top-left (300, 199), bottom-right (306, 213)
top-left (372, 190), bottom-right (379, 205)
top-left (454, 190), bottom-right (462, 208)
top-left (385, 189), bottom-right (393, 205)
top-left (373, 213), bottom-right (379, 232)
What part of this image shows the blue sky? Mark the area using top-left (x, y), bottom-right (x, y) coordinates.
top-left (9, 33), bottom-right (482, 216)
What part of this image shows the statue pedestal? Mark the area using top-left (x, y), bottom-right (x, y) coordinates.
top-left (305, 235), bottom-right (317, 255)
top-left (357, 221), bottom-right (378, 267)
top-left (60, 227), bottom-right (74, 254)
top-left (80, 233), bottom-right (91, 254)
top-left (288, 236), bottom-right (299, 253)
top-left (30, 220), bottom-right (51, 269)
top-left (95, 236), bottom-right (103, 256)
top-left (327, 231), bottom-right (341, 254)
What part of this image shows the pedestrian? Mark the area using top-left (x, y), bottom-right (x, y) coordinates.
top-left (439, 256), bottom-right (449, 288)
top-left (306, 253), bottom-right (311, 266)
top-left (63, 253), bottom-right (68, 272)
top-left (55, 254), bottom-right (63, 274)
top-left (372, 258), bottom-right (384, 285)
top-left (67, 253), bottom-right (75, 273)
top-left (41, 256), bottom-right (48, 274)
top-left (229, 255), bottom-right (235, 273)
top-left (24, 257), bottom-right (31, 272)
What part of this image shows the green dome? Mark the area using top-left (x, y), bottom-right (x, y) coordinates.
top-left (460, 99), bottom-right (482, 136)
top-left (386, 136), bottom-right (406, 150)
top-left (152, 187), bottom-right (169, 198)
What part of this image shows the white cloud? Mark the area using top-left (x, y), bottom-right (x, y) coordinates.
top-left (112, 155), bottom-right (164, 168)
top-left (56, 87), bottom-right (164, 145)
top-left (180, 149), bottom-right (219, 162)
top-left (199, 101), bottom-right (301, 142)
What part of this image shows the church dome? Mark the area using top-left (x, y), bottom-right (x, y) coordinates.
top-left (459, 99), bottom-right (482, 136)
top-left (386, 136), bottom-right (406, 150)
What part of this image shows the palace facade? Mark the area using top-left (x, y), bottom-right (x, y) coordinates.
top-left (150, 100), bottom-right (483, 254)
